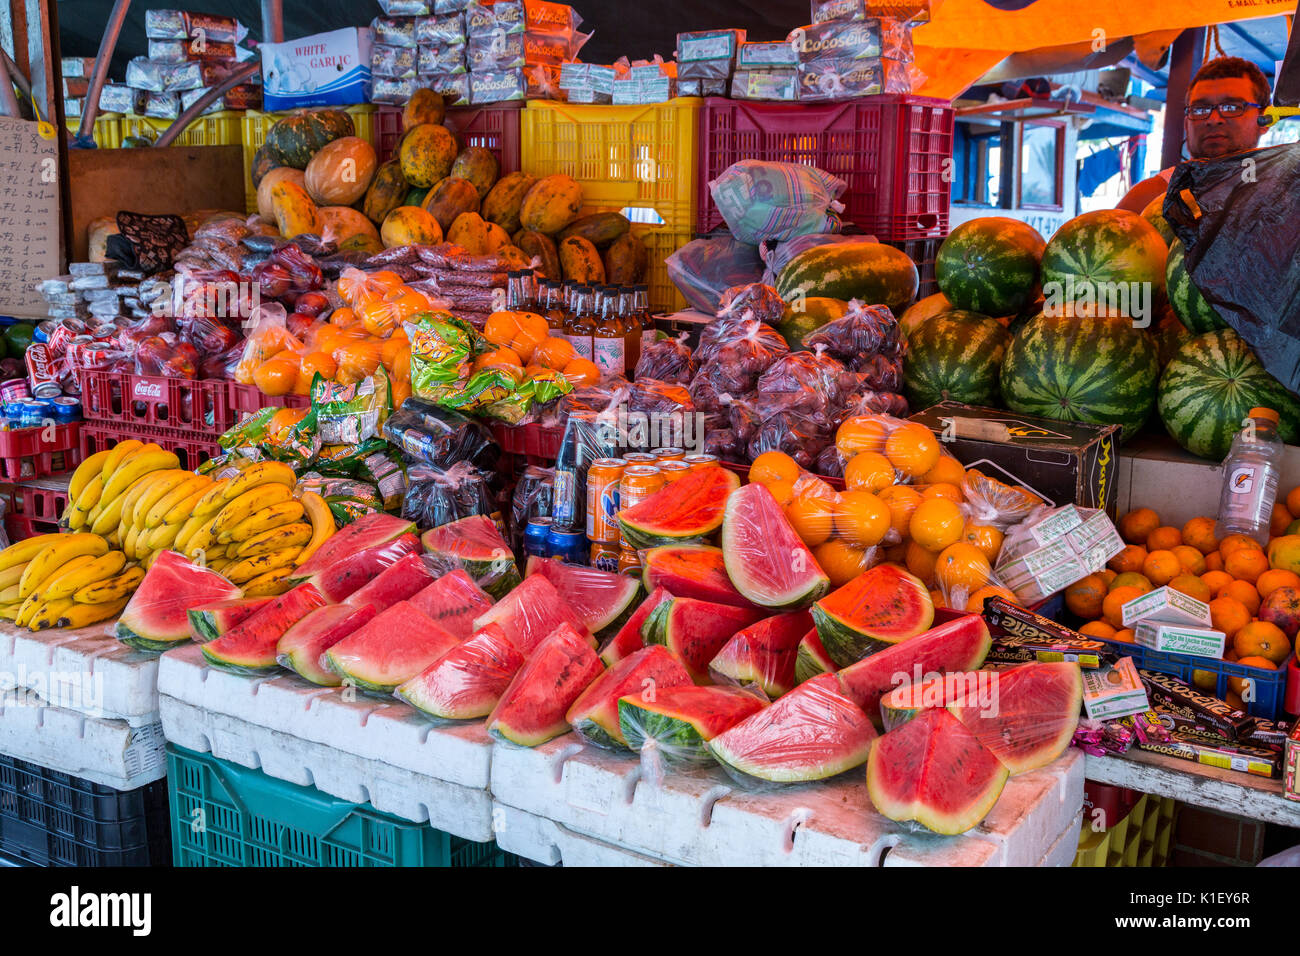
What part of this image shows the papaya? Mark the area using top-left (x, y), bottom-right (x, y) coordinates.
top-left (519, 174), bottom-right (583, 235)
top-left (399, 123), bottom-right (459, 188)
top-left (318, 206), bottom-right (382, 247)
top-left (447, 212), bottom-right (492, 255)
top-left (450, 146), bottom-right (500, 201)
top-left (257, 166), bottom-right (305, 222)
top-left (304, 136), bottom-right (378, 207)
top-left (363, 160), bottom-right (409, 226)
top-left (381, 206), bottom-right (444, 248)
top-left (559, 236), bottom-right (605, 285)
top-left (339, 233), bottom-right (385, 256)
top-left (559, 212), bottom-right (631, 248)
top-left (604, 232), bottom-right (650, 285)
top-left (406, 187), bottom-right (429, 207)
top-left (482, 172), bottom-right (537, 235)
top-left (514, 229), bottom-right (561, 280)
top-left (403, 88), bottom-right (446, 130)
top-left (483, 222), bottom-right (512, 253)
top-left (250, 143), bottom-right (280, 189)
top-left (421, 176), bottom-right (481, 234)
top-left (499, 246), bottom-right (532, 271)
top-left (270, 180), bottom-right (323, 238)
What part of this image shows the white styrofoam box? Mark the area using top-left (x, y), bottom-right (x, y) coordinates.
top-left (160, 693), bottom-right (495, 842)
top-left (1039, 812), bottom-right (1085, 868)
top-left (494, 807), bottom-right (671, 867)
top-left (0, 696), bottom-right (165, 790)
top-left (0, 619), bottom-right (159, 724)
top-left (157, 643), bottom-right (493, 790)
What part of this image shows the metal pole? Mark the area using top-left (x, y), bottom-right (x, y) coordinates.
top-left (0, 46), bottom-right (32, 102)
top-left (1161, 28), bottom-right (1205, 169)
top-left (0, 56), bottom-right (21, 117)
top-left (261, 0), bottom-right (284, 43)
top-left (77, 0), bottom-right (131, 140)
top-left (154, 59), bottom-right (260, 147)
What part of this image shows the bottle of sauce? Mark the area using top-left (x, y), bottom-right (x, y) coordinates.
top-left (593, 285), bottom-right (627, 378)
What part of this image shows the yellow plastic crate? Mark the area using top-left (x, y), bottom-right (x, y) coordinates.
top-left (66, 113), bottom-right (122, 149)
top-left (521, 98), bottom-right (701, 233)
top-left (242, 105), bottom-right (377, 215)
top-left (120, 110), bottom-right (243, 147)
top-left (633, 224), bottom-right (692, 315)
top-left (1073, 793), bottom-right (1178, 867)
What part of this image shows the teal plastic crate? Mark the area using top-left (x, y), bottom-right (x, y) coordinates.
top-left (166, 745), bottom-right (514, 868)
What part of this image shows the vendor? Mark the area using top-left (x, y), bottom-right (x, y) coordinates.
top-left (1117, 57), bottom-right (1271, 213)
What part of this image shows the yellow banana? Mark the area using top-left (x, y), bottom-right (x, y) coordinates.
top-left (146, 475), bottom-right (210, 529)
top-left (122, 525), bottom-right (142, 561)
top-left (100, 439), bottom-right (145, 483)
top-left (29, 597), bottom-right (78, 631)
top-left (174, 513), bottom-right (208, 554)
top-left (73, 567), bottom-right (144, 605)
top-left (90, 488), bottom-right (130, 537)
top-left (65, 473), bottom-right (104, 531)
top-left (296, 492), bottom-right (336, 566)
top-left (104, 529), bottom-right (122, 550)
top-left (0, 534), bottom-right (61, 572)
top-left (141, 550), bottom-right (163, 571)
top-left (14, 591), bottom-right (43, 628)
top-left (161, 481), bottom-right (216, 528)
top-left (207, 556), bottom-right (233, 574)
top-left (42, 551), bottom-right (128, 601)
top-left (0, 603), bottom-right (19, 621)
top-left (68, 448), bottom-right (113, 506)
top-left (50, 597), bottom-right (130, 629)
top-left (220, 461), bottom-right (297, 501)
top-left (145, 522), bottom-right (182, 552)
top-left (0, 584), bottom-right (18, 604)
top-left (211, 484), bottom-right (294, 541)
top-left (0, 564), bottom-right (26, 590)
top-left (193, 479), bottom-right (233, 518)
top-left (184, 518), bottom-right (222, 562)
top-left (32, 554), bottom-right (97, 599)
top-left (240, 566), bottom-right (295, 596)
top-left (19, 535), bottom-right (109, 599)
top-left (225, 548), bottom-right (301, 584)
top-left (100, 450), bottom-right (180, 505)
top-left (234, 522), bottom-right (313, 560)
top-left (227, 501), bottom-right (306, 544)
top-left (115, 472), bottom-right (163, 534)
top-left (130, 470), bottom-right (192, 528)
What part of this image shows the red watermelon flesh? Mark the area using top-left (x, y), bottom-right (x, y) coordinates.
top-left (396, 624), bottom-right (525, 720)
top-left (309, 533), bottom-right (421, 602)
top-left (291, 511), bottom-right (416, 581)
top-left (707, 674), bottom-right (878, 783)
top-left (116, 550), bottom-right (244, 652)
top-left (599, 586), bottom-right (672, 666)
top-left (276, 604), bottom-right (378, 686)
top-left (617, 684), bottom-right (768, 769)
top-left (835, 613), bottom-right (992, 721)
top-left (188, 596), bottom-right (272, 644)
top-left (565, 645), bottom-right (692, 749)
top-left (812, 564), bottom-right (935, 667)
top-left (708, 609), bottom-right (814, 698)
top-left (794, 628), bottom-right (837, 685)
top-left (721, 483), bottom-right (830, 609)
top-left (880, 672), bottom-right (967, 731)
top-left (473, 574), bottom-right (591, 656)
top-left (421, 515), bottom-right (521, 600)
top-left (325, 601), bottom-right (462, 693)
top-left (344, 552), bottom-right (436, 614)
top-left (487, 623), bottom-right (605, 747)
top-left (409, 569), bottom-right (494, 641)
top-left (866, 707), bottom-right (1009, 835)
top-left (641, 545), bottom-right (759, 610)
top-left (643, 597), bottom-right (765, 684)
top-left (946, 662), bottom-right (1083, 775)
top-left (201, 584), bottom-right (328, 673)
top-left (617, 466), bottom-right (740, 550)
top-left (525, 556), bottom-right (643, 639)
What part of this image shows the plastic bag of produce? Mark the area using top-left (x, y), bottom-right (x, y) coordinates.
top-left (310, 366), bottom-right (393, 446)
top-left (695, 320), bottom-right (790, 396)
top-left (314, 436), bottom-right (408, 511)
top-left (759, 233), bottom-right (878, 288)
top-left (627, 378), bottom-right (694, 417)
top-left (382, 396), bottom-right (499, 468)
top-left (295, 474), bottom-right (387, 526)
top-left (407, 312), bottom-right (480, 401)
top-left (962, 468), bottom-right (1047, 530)
top-left (665, 236), bottom-right (764, 314)
top-left (710, 160), bottom-right (846, 245)
top-left (403, 460), bottom-right (497, 528)
top-left (752, 350), bottom-right (851, 424)
top-left (803, 300), bottom-right (903, 370)
top-left (717, 283), bottom-right (786, 326)
top-left (634, 333), bottom-right (696, 384)
top-left (840, 388), bottom-right (908, 419)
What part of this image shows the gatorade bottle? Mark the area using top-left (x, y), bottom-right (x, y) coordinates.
top-left (1215, 407), bottom-right (1284, 546)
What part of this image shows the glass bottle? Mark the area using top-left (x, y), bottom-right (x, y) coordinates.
top-left (564, 285), bottom-right (595, 361)
top-left (593, 285), bottom-right (627, 378)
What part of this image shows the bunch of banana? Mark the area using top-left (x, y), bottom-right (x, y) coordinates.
top-left (0, 533), bottom-right (139, 630)
top-left (64, 440), bottom-right (182, 550)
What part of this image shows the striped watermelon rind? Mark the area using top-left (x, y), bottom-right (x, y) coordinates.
top-left (903, 310), bottom-right (1012, 410)
top-left (1141, 194), bottom-right (1175, 244)
top-left (934, 217), bottom-right (1046, 316)
top-left (1041, 210), bottom-right (1168, 302)
top-left (775, 243), bottom-right (919, 316)
top-left (1157, 329), bottom-right (1300, 460)
top-left (1000, 312), bottom-right (1159, 441)
top-left (1165, 239), bottom-right (1228, 335)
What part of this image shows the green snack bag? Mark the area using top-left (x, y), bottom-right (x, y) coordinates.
top-left (408, 312), bottom-right (481, 402)
top-left (218, 407), bottom-right (276, 451)
top-left (311, 367), bottom-right (393, 446)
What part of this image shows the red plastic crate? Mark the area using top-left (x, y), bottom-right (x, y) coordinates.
top-left (375, 103), bottom-right (523, 171)
top-left (227, 383), bottom-right (310, 422)
top-left (80, 422), bottom-right (221, 474)
top-left (79, 370), bottom-right (234, 438)
top-left (696, 95), bottom-right (954, 241)
top-left (0, 424), bottom-right (83, 482)
top-left (1, 481), bottom-right (70, 541)
top-left (885, 236), bottom-right (943, 301)
top-left (492, 423), bottom-right (564, 465)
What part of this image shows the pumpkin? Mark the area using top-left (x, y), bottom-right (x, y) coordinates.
top-left (304, 136), bottom-right (378, 207)
top-left (264, 109), bottom-right (355, 169)
top-left (250, 143), bottom-right (280, 188)
top-left (258, 166), bottom-right (306, 222)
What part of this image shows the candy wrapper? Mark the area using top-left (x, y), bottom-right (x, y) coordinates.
top-left (310, 366), bottom-right (393, 447)
top-left (407, 312), bottom-right (482, 401)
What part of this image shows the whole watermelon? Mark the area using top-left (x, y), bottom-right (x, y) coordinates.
top-left (1041, 210), bottom-right (1168, 317)
top-left (1141, 194), bottom-right (1175, 244)
top-left (1165, 239), bottom-right (1228, 335)
top-left (777, 297), bottom-right (849, 351)
top-left (934, 217), bottom-right (1045, 316)
top-left (904, 311), bottom-right (1012, 410)
top-left (1000, 312), bottom-right (1159, 441)
top-left (775, 243), bottom-right (919, 316)
top-left (899, 291), bottom-right (952, 336)
top-left (1157, 329), bottom-right (1300, 460)
top-left (1153, 312), bottom-right (1192, 370)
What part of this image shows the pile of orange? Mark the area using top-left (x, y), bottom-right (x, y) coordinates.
top-left (481, 310), bottom-right (600, 387)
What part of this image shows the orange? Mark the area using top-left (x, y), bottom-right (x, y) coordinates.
top-left (483, 311), bottom-right (522, 347)
top-left (930, 588), bottom-right (947, 609)
top-left (884, 424), bottom-right (941, 478)
top-left (961, 524), bottom-right (1004, 563)
top-left (1108, 545), bottom-right (1148, 574)
top-left (391, 379), bottom-right (411, 409)
top-left (785, 494), bottom-right (835, 548)
top-left (1141, 549), bottom-right (1180, 587)
top-left (1098, 569), bottom-right (1118, 587)
top-left (834, 491), bottom-right (891, 547)
top-left (295, 351), bottom-right (338, 394)
top-left (793, 474), bottom-right (838, 502)
top-left (471, 347), bottom-right (522, 375)
top-left (389, 347), bottom-right (411, 384)
top-left (1079, 620), bottom-right (1117, 639)
top-left (1208, 597), bottom-right (1251, 640)
top-left (1145, 525), bottom-right (1182, 552)
top-left (813, 539), bottom-right (872, 588)
top-left (532, 336), bottom-right (577, 371)
top-left (1233, 622), bottom-right (1292, 665)
top-left (1191, 669), bottom-right (1218, 691)
top-left (252, 355), bottom-right (300, 397)
top-left (1224, 547), bottom-right (1268, 584)
top-left (835, 416), bottom-right (889, 457)
top-left (1064, 574), bottom-right (1107, 619)
top-left (1256, 568), bottom-right (1300, 600)
top-left (843, 452), bottom-right (896, 494)
top-left (1219, 533), bottom-right (1263, 558)
top-left (1224, 646), bottom-right (1239, 663)
top-left (1204, 551), bottom-right (1224, 572)
top-left (919, 482), bottom-right (964, 502)
top-left (878, 485), bottom-right (922, 539)
top-left (1200, 570), bottom-right (1234, 597)
top-left (966, 585), bottom-right (1019, 613)
top-left (749, 451), bottom-right (801, 487)
top-left (380, 332), bottom-right (410, 369)
top-left (1272, 503), bottom-right (1295, 538)
top-left (1267, 534), bottom-right (1300, 574)
top-left (765, 480), bottom-right (796, 509)
top-left (1119, 507), bottom-right (1160, 545)
top-left (1181, 516), bottom-right (1219, 555)
top-left (326, 306), bottom-right (357, 329)
top-left (333, 340), bottom-right (382, 384)
top-left (1108, 628), bottom-right (1134, 643)
top-left (561, 357), bottom-right (601, 386)
top-left (934, 543), bottom-right (991, 594)
top-left (1109, 572), bottom-right (1152, 593)
top-left (1287, 485), bottom-right (1300, 518)
top-left (905, 541), bottom-right (938, 586)
top-left (1103, 586), bottom-right (1144, 629)
top-left (920, 455), bottom-right (966, 487)
top-left (1168, 574), bottom-right (1212, 604)
top-left (266, 407), bottom-right (308, 441)
top-left (509, 314), bottom-right (552, 364)
top-left (1223, 579), bottom-right (1261, 615)
top-left (1171, 545), bottom-right (1206, 576)
top-left (1228, 650), bottom-right (1279, 698)
top-left (908, 498), bottom-right (964, 552)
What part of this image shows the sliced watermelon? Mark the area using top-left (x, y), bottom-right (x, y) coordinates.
top-left (525, 556), bottom-right (642, 641)
top-left (487, 623), bottom-right (604, 747)
top-left (641, 545), bottom-right (759, 610)
top-left (794, 628), bottom-right (837, 685)
top-left (599, 587), bottom-right (671, 667)
top-left (642, 597), bottom-right (764, 684)
top-left (946, 662), bottom-right (1083, 775)
top-left (722, 483), bottom-right (830, 609)
top-left (201, 584), bottom-right (327, 674)
top-left (618, 466), bottom-right (740, 550)
top-left (617, 684), bottom-right (766, 769)
top-left (421, 515), bottom-right (522, 600)
top-left (187, 596), bottom-right (272, 645)
top-left (343, 552), bottom-right (436, 614)
top-left (396, 623), bottom-right (525, 720)
top-left (291, 511), bottom-right (416, 582)
top-left (308, 532), bottom-right (421, 602)
top-left (116, 551), bottom-right (243, 652)
top-left (708, 674), bottom-right (878, 784)
top-left (879, 672), bottom-right (971, 731)
top-left (866, 707), bottom-right (1009, 835)
top-left (408, 569), bottom-right (494, 641)
top-left (565, 645), bottom-right (691, 749)
top-left (708, 610), bottom-right (814, 698)
top-left (472, 574), bottom-right (591, 656)
top-left (276, 604), bottom-right (378, 686)
top-left (812, 564), bottom-right (935, 667)
top-left (324, 601), bottom-right (462, 693)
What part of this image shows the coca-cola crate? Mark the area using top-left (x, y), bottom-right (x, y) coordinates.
top-left (227, 383), bottom-right (310, 422)
top-left (375, 102), bottom-right (523, 169)
top-left (80, 422), bottom-right (221, 473)
top-left (1, 479), bottom-right (70, 542)
top-left (78, 370), bottom-right (235, 438)
top-left (696, 95), bottom-right (954, 240)
top-left (492, 423), bottom-right (564, 465)
top-left (0, 423), bottom-right (83, 482)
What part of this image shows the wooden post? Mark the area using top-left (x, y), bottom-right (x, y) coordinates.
top-left (1161, 28), bottom-right (1206, 169)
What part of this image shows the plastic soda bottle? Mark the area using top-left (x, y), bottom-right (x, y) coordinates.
top-left (1215, 407), bottom-right (1284, 546)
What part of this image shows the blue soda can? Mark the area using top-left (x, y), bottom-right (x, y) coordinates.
top-left (524, 517), bottom-right (554, 559)
top-left (546, 526), bottom-right (590, 565)
top-left (50, 397), bottom-right (81, 422)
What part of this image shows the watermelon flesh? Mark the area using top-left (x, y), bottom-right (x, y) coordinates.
top-left (396, 624), bottom-right (524, 720)
top-left (812, 564), bottom-right (935, 667)
top-left (344, 552), bottom-right (437, 614)
top-left (946, 662), bottom-right (1083, 775)
top-left (599, 586), bottom-right (671, 666)
top-left (408, 569), bottom-right (494, 641)
top-left (291, 511), bottom-right (415, 582)
top-left (277, 604), bottom-right (378, 686)
top-left (187, 596), bottom-right (272, 645)
top-left (201, 584), bottom-right (327, 674)
top-left (618, 684), bottom-right (766, 770)
top-left (866, 707), bottom-right (1009, 835)
top-left (643, 597), bottom-right (764, 684)
top-left (116, 551), bottom-right (243, 652)
top-left (794, 629), bottom-right (837, 685)
top-left (641, 545), bottom-right (759, 610)
top-left (565, 645), bottom-right (691, 749)
top-left (722, 483), bottom-right (830, 609)
top-left (880, 672), bottom-right (970, 731)
top-left (487, 623), bottom-right (605, 747)
top-left (708, 609), bottom-right (814, 698)
top-left (325, 601), bottom-right (462, 693)
top-left (525, 556), bottom-right (642, 640)
top-left (617, 466), bottom-right (740, 550)
top-left (473, 574), bottom-right (591, 656)
top-left (707, 674), bottom-right (878, 785)
top-left (308, 533), bottom-right (421, 602)
top-left (421, 515), bottom-right (522, 600)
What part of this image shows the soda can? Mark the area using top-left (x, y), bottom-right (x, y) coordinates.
top-left (22, 402), bottom-right (44, 428)
top-left (590, 541), bottom-right (621, 573)
top-left (622, 452), bottom-right (658, 466)
top-left (547, 526), bottom-right (590, 565)
top-left (524, 517), bottom-right (553, 559)
top-left (618, 465), bottom-right (665, 549)
top-left (50, 397), bottom-right (82, 422)
top-left (618, 545), bottom-right (642, 575)
top-left (25, 343), bottom-right (62, 398)
top-left (683, 454), bottom-right (719, 471)
top-left (45, 322), bottom-right (79, 358)
top-left (658, 460), bottom-right (691, 484)
top-left (0, 378), bottom-right (31, 402)
top-left (90, 323), bottom-right (119, 341)
top-left (585, 457), bottom-right (626, 542)
top-left (652, 447), bottom-right (685, 464)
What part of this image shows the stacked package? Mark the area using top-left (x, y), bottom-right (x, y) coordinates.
top-left (61, 58), bottom-right (97, 120)
top-left (371, 2), bottom-right (439, 106)
top-left (611, 61), bottom-right (677, 105)
top-left (675, 29), bottom-right (745, 97)
top-left (731, 42), bottom-right (799, 102)
top-left (791, 0), bottom-right (915, 101)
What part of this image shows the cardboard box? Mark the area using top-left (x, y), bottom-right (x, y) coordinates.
top-left (1135, 622), bottom-right (1226, 659)
top-left (261, 28), bottom-right (373, 110)
top-left (908, 402), bottom-right (1121, 516)
top-left (1082, 657), bottom-right (1149, 720)
top-left (1285, 720), bottom-right (1300, 802)
top-left (1121, 587), bottom-right (1212, 629)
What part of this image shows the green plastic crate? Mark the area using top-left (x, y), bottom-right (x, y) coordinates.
top-left (166, 745), bottom-right (514, 868)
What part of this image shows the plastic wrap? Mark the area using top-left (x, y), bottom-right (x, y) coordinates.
top-left (665, 237), bottom-right (764, 315)
top-left (382, 396), bottom-right (498, 468)
top-left (633, 333), bottom-right (696, 384)
top-left (416, 13), bottom-right (466, 45)
top-left (394, 622), bottom-right (524, 721)
top-left (618, 684), bottom-right (768, 782)
top-left (509, 465), bottom-right (554, 553)
top-left (962, 469), bottom-right (1046, 530)
top-left (402, 460), bottom-right (496, 527)
top-left (994, 501), bottom-right (1122, 607)
top-left (709, 160), bottom-right (846, 245)
top-left (311, 367), bottom-right (392, 446)
top-left (627, 378), bottom-right (693, 418)
top-left (716, 282), bottom-right (786, 326)
top-left (421, 514), bottom-right (522, 598)
top-left (695, 321), bottom-right (789, 396)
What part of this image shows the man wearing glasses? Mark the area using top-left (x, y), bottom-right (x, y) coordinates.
top-left (1118, 56), bottom-right (1272, 213)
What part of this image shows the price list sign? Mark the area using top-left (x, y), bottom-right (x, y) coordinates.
top-left (0, 118), bottom-right (60, 317)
